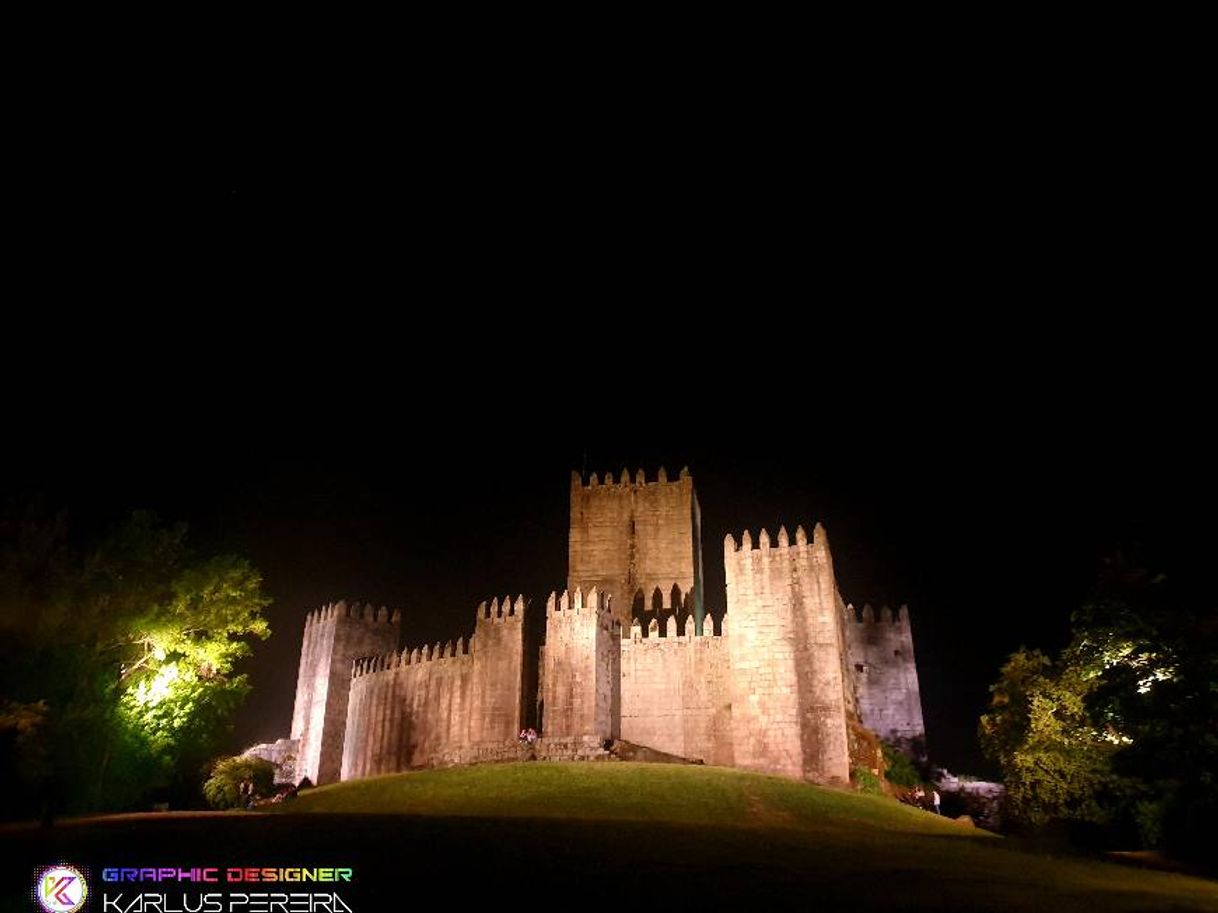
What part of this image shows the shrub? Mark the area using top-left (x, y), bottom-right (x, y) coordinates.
top-left (854, 766), bottom-right (885, 795)
top-left (203, 756), bottom-right (276, 809)
top-left (882, 744), bottom-right (921, 788)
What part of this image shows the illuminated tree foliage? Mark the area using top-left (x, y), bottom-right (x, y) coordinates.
top-left (979, 648), bottom-right (1123, 828)
top-left (980, 558), bottom-right (1218, 862)
top-left (0, 507), bottom-right (270, 816)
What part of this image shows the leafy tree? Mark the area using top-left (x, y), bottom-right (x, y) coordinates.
top-left (979, 648), bottom-right (1122, 828)
top-left (1071, 562), bottom-right (1218, 862)
top-left (980, 557), bottom-right (1217, 862)
top-left (0, 506), bottom-right (271, 817)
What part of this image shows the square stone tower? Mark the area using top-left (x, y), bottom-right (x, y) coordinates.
top-left (847, 604), bottom-right (926, 757)
top-left (568, 467), bottom-right (704, 630)
top-left (539, 587), bottom-right (619, 741)
top-left (289, 601), bottom-right (400, 785)
top-left (724, 524), bottom-right (853, 784)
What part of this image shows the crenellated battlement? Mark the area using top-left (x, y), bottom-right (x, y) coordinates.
top-left (849, 603), bottom-right (911, 627)
top-left (475, 595), bottom-right (527, 625)
top-left (304, 600), bottom-right (402, 628)
top-left (571, 466), bottom-right (692, 490)
top-left (625, 612), bottom-right (722, 640)
top-left (723, 522), bottom-right (830, 558)
top-left (544, 586), bottom-right (612, 617)
top-left (351, 636), bottom-right (473, 679)
top-left (620, 580), bottom-right (702, 638)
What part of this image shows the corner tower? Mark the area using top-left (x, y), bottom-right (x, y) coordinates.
top-left (568, 467), bottom-right (704, 630)
top-left (289, 601), bottom-right (400, 785)
top-left (724, 524), bottom-right (853, 784)
top-left (847, 604), bottom-right (926, 758)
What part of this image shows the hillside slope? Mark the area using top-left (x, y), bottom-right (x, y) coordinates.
top-left (4, 764), bottom-right (1214, 912)
top-left (270, 762), bottom-right (1217, 912)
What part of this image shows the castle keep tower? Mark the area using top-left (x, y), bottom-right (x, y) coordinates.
top-left (289, 601), bottom-right (400, 785)
top-left (568, 468), bottom-right (704, 630)
top-left (724, 525), bottom-right (853, 784)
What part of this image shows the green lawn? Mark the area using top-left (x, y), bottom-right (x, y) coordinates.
top-left (280, 761), bottom-right (971, 833)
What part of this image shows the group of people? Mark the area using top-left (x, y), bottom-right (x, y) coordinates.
top-left (517, 728), bottom-right (539, 745)
top-left (908, 786), bottom-right (942, 814)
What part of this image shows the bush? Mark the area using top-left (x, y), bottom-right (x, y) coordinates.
top-left (203, 756), bottom-right (276, 809)
top-left (853, 766), bottom-right (884, 795)
top-left (882, 744), bottom-right (921, 788)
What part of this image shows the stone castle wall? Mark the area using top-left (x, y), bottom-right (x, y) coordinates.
top-left (538, 588), bottom-right (619, 741)
top-left (847, 604), bottom-right (925, 754)
top-left (724, 525), bottom-right (853, 784)
top-left (339, 597), bottom-right (527, 779)
top-left (568, 468), bottom-right (703, 628)
top-left (289, 602), bottom-right (400, 785)
top-left (619, 613), bottom-right (734, 766)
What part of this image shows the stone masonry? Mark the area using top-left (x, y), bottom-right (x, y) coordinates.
top-left (265, 468), bottom-right (926, 787)
top-left (539, 587), bottom-right (619, 743)
top-left (339, 596), bottom-right (527, 779)
top-left (568, 468), bottom-right (704, 630)
top-left (289, 602), bottom-right (399, 785)
top-left (724, 524), bottom-right (853, 783)
top-left (847, 604), bottom-right (926, 757)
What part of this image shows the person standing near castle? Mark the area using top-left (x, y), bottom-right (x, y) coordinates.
top-left (933, 790), bottom-right (941, 815)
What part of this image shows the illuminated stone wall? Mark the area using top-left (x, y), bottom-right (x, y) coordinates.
top-left (724, 525), bottom-right (853, 784)
top-left (847, 604), bottom-right (925, 755)
top-left (289, 602), bottom-right (400, 785)
top-left (339, 597), bottom-right (528, 779)
top-left (619, 614), bottom-right (734, 766)
top-left (538, 588), bottom-right (619, 741)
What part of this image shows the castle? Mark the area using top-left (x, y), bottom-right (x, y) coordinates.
top-left (254, 468), bottom-right (925, 786)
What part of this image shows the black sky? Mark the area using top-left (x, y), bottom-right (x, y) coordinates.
top-left (5, 160), bottom-right (1209, 778)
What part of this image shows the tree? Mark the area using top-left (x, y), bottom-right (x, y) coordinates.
top-left (979, 648), bottom-right (1122, 829)
top-left (979, 556), bottom-right (1218, 862)
top-left (1071, 561), bottom-right (1218, 861)
top-left (0, 507), bottom-right (271, 817)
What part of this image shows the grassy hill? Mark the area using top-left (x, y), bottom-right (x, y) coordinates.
top-left (267, 762), bottom-right (1217, 911)
top-left (281, 761), bottom-right (972, 833)
top-left (5, 763), bottom-right (1215, 911)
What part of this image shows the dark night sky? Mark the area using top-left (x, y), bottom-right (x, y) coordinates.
top-left (5, 173), bottom-right (1209, 778)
